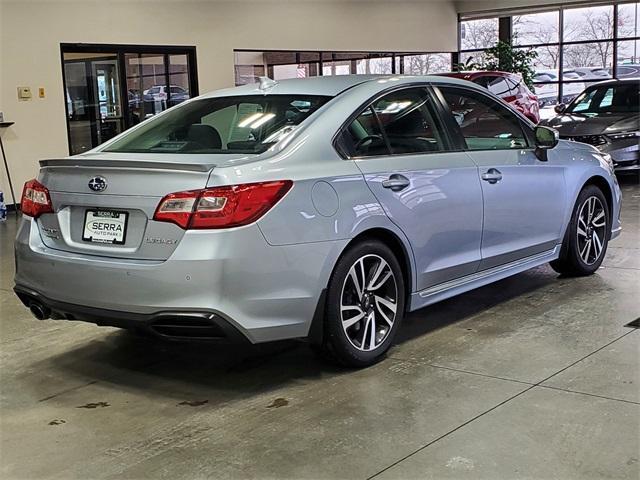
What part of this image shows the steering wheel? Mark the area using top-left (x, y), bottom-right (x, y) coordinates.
top-left (355, 134), bottom-right (383, 151)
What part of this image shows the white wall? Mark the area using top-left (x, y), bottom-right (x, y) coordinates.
top-left (0, 0), bottom-right (458, 202)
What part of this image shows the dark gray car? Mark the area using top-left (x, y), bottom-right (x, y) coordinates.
top-left (542, 79), bottom-right (639, 175)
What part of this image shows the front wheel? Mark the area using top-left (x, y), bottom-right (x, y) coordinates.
top-left (550, 185), bottom-right (610, 276)
top-left (315, 240), bottom-right (405, 367)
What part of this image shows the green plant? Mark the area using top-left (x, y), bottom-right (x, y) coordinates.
top-left (455, 39), bottom-right (538, 89)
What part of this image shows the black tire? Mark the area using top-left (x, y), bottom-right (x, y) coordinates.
top-left (314, 240), bottom-right (406, 368)
top-left (550, 184), bottom-right (610, 276)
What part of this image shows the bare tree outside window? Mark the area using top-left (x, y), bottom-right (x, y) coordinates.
top-left (460, 18), bottom-right (499, 50)
top-left (356, 57), bottom-right (393, 75)
top-left (513, 12), bottom-right (560, 68)
top-left (618, 2), bottom-right (640, 38)
top-left (402, 54), bottom-right (451, 75)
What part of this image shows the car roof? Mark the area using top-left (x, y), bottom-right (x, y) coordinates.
top-left (584, 77), bottom-right (640, 88)
top-left (199, 74), bottom-right (477, 98)
top-left (436, 71), bottom-right (512, 78)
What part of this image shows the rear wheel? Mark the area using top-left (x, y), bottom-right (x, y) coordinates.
top-left (550, 185), bottom-right (610, 276)
top-left (315, 240), bottom-right (405, 367)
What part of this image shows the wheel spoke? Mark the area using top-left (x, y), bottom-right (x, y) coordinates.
top-left (360, 314), bottom-right (371, 350)
top-left (578, 216), bottom-right (588, 229)
top-left (368, 312), bottom-right (376, 350)
top-left (580, 239), bottom-right (592, 263)
top-left (375, 300), bottom-right (394, 327)
top-left (341, 304), bottom-right (363, 313)
top-left (341, 304), bottom-right (364, 328)
top-left (348, 260), bottom-right (365, 300)
top-left (577, 225), bottom-right (588, 237)
top-left (368, 259), bottom-right (392, 291)
top-left (592, 232), bottom-right (603, 259)
top-left (591, 210), bottom-right (605, 228)
top-left (374, 295), bottom-right (397, 314)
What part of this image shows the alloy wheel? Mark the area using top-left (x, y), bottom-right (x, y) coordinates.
top-left (340, 254), bottom-right (398, 352)
top-left (576, 196), bottom-right (607, 265)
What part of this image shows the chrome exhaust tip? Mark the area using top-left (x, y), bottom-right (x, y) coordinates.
top-left (29, 302), bottom-right (51, 320)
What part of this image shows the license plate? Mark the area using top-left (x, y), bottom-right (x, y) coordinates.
top-left (82, 210), bottom-right (128, 244)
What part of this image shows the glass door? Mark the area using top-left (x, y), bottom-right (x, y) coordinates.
top-left (92, 59), bottom-right (124, 146)
top-left (63, 52), bottom-right (123, 154)
top-left (62, 44), bottom-right (198, 155)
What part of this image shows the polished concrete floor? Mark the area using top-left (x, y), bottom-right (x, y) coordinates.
top-left (1, 178), bottom-right (638, 480)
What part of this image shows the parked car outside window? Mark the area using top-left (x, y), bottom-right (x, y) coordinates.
top-left (436, 71), bottom-right (540, 123)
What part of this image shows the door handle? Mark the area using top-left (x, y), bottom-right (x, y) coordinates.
top-left (481, 168), bottom-right (503, 184)
top-left (382, 174), bottom-right (410, 191)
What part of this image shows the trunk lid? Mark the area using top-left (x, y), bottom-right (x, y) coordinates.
top-left (35, 153), bottom-right (241, 260)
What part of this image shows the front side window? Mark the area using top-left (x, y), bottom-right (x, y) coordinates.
top-left (438, 87), bottom-right (529, 151)
top-left (340, 87), bottom-right (447, 158)
top-left (104, 95), bottom-right (331, 154)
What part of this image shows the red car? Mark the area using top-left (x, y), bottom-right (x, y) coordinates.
top-left (436, 71), bottom-right (540, 124)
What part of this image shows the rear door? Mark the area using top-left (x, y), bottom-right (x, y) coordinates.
top-left (337, 86), bottom-right (483, 291)
top-left (435, 85), bottom-right (566, 270)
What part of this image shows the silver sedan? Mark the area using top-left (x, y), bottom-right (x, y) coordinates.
top-left (14, 75), bottom-right (622, 367)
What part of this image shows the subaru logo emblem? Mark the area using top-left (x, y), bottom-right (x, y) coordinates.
top-left (88, 176), bottom-right (107, 192)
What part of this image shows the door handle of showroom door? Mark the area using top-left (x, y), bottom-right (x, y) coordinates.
top-left (382, 174), bottom-right (410, 191)
top-left (481, 168), bottom-right (503, 184)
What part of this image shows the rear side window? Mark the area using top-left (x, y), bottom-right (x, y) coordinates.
top-left (486, 77), bottom-right (512, 97)
top-left (438, 86), bottom-right (529, 151)
top-left (340, 87), bottom-right (447, 158)
top-left (341, 107), bottom-right (389, 157)
top-left (505, 78), bottom-right (521, 94)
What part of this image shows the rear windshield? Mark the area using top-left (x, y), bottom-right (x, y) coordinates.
top-left (104, 94), bottom-right (331, 154)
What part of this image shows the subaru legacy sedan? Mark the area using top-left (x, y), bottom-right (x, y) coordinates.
top-left (15, 75), bottom-right (621, 367)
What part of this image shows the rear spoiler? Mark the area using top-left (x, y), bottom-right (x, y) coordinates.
top-left (39, 158), bottom-right (216, 173)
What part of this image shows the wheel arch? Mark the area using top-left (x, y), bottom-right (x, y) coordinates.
top-left (348, 228), bottom-right (414, 298)
top-left (307, 226), bottom-right (415, 346)
top-left (583, 175), bottom-right (614, 221)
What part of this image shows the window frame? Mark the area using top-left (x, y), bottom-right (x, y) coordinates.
top-left (60, 43), bottom-right (199, 155)
top-left (459, 2), bottom-right (640, 106)
top-left (433, 84), bottom-right (535, 152)
top-left (332, 84), bottom-right (458, 160)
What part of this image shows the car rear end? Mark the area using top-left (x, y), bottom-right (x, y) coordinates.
top-left (14, 87), bottom-right (339, 343)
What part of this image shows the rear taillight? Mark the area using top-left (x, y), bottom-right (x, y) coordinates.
top-left (21, 179), bottom-right (53, 218)
top-left (154, 180), bottom-right (293, 229)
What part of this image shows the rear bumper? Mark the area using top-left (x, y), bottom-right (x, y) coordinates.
top-left (14, 217), bottom-right (347, 343)
top-left (14, 285), bottom-right (248, 342)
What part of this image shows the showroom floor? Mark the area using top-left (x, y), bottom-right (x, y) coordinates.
top-left (1, 178), bottom-right (638, 480)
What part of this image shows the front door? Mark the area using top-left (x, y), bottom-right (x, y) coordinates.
top-left (436, 85), bottom-right (566, 270)
top-left (339, 87), bottom-right (484, 291)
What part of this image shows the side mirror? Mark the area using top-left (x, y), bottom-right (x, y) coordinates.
top-left (554, 103), bottom-right (566, 114)
top-left (534, 126), bottom-right (559, 161)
